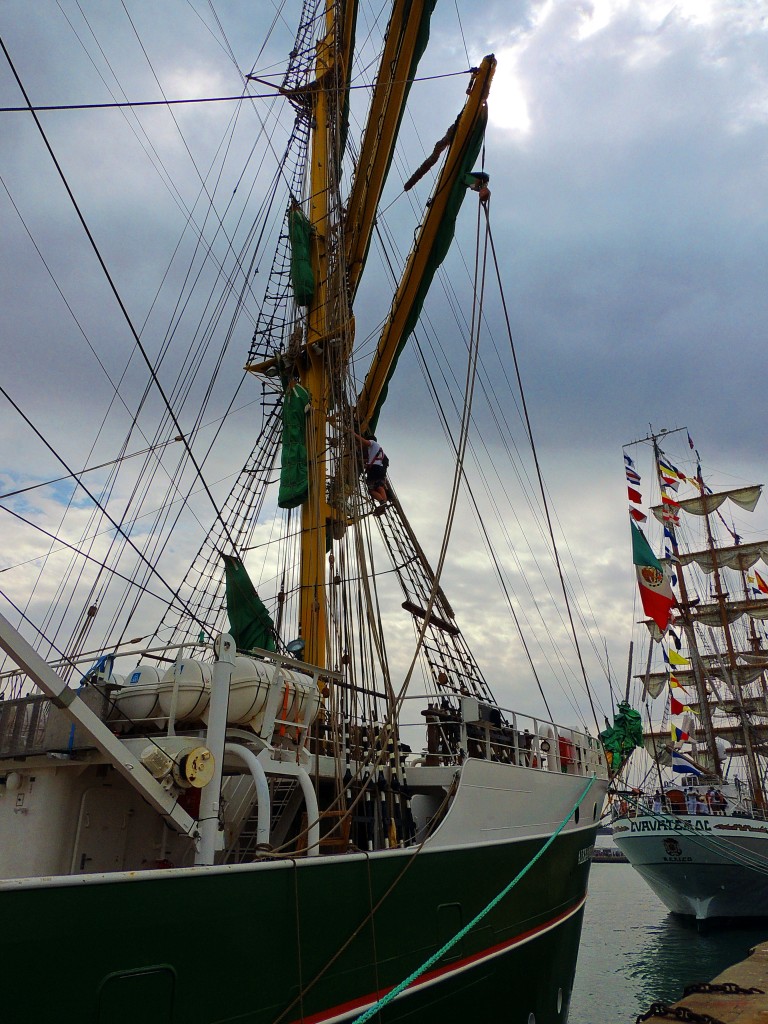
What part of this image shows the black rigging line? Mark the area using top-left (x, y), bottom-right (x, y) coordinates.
top-left (0, 92), bottom-right (273, 112)
top-left (118, 1), bottom-right (263, 348)
top-left (371, 215), bottom-right (560, 719)
top-left (0, 35), bottom-right (239, 555)
top-left (484, 207), bottom-right (602, 736)
top-left (454, 0), bottom-right (471, 67)
top-left (0, 386), bottom-right (207, 632)
top-left (0, 439), bottom-right (185, 502)
top-left (0, 71), bottom-right (474, 113)
top-left (1, 505), bottom-right (173, 607)
top-left (204, 0), bottom-right (241, 69)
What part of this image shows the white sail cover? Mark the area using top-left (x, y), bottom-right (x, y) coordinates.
top-left (644, 598), bottom-right (768, 635)
top-left (651, 485), bottom-right (762, 522)
top-left (643, 673), bottom-right (667, 699)
top-left (641, 663), bottom-right (768, 690)
top-left (671, 539), bottom-right (768, 573)
top-left (691, 597), bottom-right (768, 627)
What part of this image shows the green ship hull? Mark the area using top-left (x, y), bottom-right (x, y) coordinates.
top-left (4, 825), bottom-right (597, 1023)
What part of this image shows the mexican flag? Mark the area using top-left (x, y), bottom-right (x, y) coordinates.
top-left (630, 519), bottom-right (675, 631)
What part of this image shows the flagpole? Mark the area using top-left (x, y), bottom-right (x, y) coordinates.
top-left (624, 639), bottom-right (633, 704)
top-left (644, 703), bottom-right (665, 800)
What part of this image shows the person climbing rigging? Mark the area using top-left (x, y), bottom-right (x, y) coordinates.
top-left (354, 431), bottom-right (389, 510)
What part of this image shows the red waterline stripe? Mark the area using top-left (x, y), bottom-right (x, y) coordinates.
top-left (291, 895), bottom-right (586, 1024)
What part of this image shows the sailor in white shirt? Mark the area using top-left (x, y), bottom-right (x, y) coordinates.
top-left (355, 432), bottom-right (389, 510)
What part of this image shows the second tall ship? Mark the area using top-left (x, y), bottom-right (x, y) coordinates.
top-left (614, 428), bottom-right (768, 923)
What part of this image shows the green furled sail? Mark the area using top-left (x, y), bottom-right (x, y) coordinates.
top-left (222, 554), bottom-right (276, 652)
top-left (278, 383), bottom-right (310, 509)
top-left (368, 107), bottom-right (487, 432)
top-left (600, 701), bottom-right (643, 773)
top-left (347, 0), bottom-right (437, 293)
top-left (288, 205), bottom-right (315, 306)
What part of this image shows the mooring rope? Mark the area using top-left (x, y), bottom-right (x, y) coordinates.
top-left (351, 773), bottom-right (598, 1024)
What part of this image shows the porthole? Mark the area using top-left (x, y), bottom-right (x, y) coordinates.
top-left (574, 805), bottom-right (580, 824)
top-left (557, 988), bottom-right (563, 1013)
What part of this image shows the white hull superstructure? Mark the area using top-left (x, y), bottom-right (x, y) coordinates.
top-left (613, 810), bottom-right (768, 920)
top-left (619, 428), bottom-right (768, 923)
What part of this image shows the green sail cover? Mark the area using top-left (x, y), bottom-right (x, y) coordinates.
top-left (288, 206), bottom-right (315, 306)
top-left (338, 0), bottom-right (359, 163)
top-left (350, 0), bottom-right (437, 290)
top-left (278, 383), bottom-right (310, 509)
top-left (369, 106), bottom-right (487, 432)
top-left (222, 554), bottom-right (276, 652)
top-left (600, 701), bottom-right (643, 773)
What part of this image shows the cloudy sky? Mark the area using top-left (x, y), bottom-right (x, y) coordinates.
top-left (1, 1), bottom-right (767, 732)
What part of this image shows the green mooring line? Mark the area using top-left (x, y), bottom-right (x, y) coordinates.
top-left (351, 774), bottom-right (598, 1024)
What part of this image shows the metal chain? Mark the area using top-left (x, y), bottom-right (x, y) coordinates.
top-left (683, 982), bottom-right (765, 996)
top-left (636, 1004), bottom-right (728, 1024)
top-left (637, 980), bottom-right (765, 1022)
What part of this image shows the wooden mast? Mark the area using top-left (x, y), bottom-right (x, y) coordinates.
top-left (344, 0), bottom-right (437, 300)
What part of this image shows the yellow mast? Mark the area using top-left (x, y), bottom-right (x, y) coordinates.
top-left (355, 56), bottom-right (496, 433)
top-left (247, 12), bottom-right (493, 672)
top-left (344, 0), bottom-right (436, 299)
top-left (296, 0), bottom-right (357, 668)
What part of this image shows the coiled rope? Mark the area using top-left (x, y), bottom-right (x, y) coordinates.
top-left (351, 773), bottom-right (598, 1024)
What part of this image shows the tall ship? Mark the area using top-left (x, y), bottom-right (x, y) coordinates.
top-left (0, 3), bottom-right (609, 1022)
top-left (613, 427), bottom-right (768, 923)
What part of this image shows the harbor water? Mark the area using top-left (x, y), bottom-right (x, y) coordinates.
top-left (569, 863), bottom-right (768, 1023)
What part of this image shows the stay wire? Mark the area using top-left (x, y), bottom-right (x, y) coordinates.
top-left (0, 36), bottom-right (239, 555)
top-left (485, 207), bottom-right (601, 736)
top-left (0, 387), bottom-right (208, 634)
top-left (352, 774), bottom-right (598, 1024)
top-left (373, 207), bottom-right (561, 720)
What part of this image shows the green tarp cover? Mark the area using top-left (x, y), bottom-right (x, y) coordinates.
top-left (350, 0), bottom-right (437, 291)
top-left (222, 554), bottom-right (276, 652)
top-left (288, 206), bottom-right (315, 307)
top-left (600, 701), bottom-right (643, 772)
top-left (338, 0), bottom-right (359, 162)
top-left (278, 383), bottom-right (310, 510)
top-left (369, 107), bottom-right (487, 432)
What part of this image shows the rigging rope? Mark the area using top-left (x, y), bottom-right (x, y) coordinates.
top-left (0, 36), bottom-right (239, 555)
top-left (0, 387), bottom-right (208, 634)
top-left (352, 774), bottom-right (598, 1024)
top-left (374, 190), bottom-right (491, 741)
top-left (484, 206), bottom-right (602, 736)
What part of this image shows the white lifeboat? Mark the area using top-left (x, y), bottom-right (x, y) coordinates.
top-left (202, 656), bottom-right (271, 729)
top-left (157, 659), bottom-right (212, 723)
top-left (109, 655), bottom-right (321, 739)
